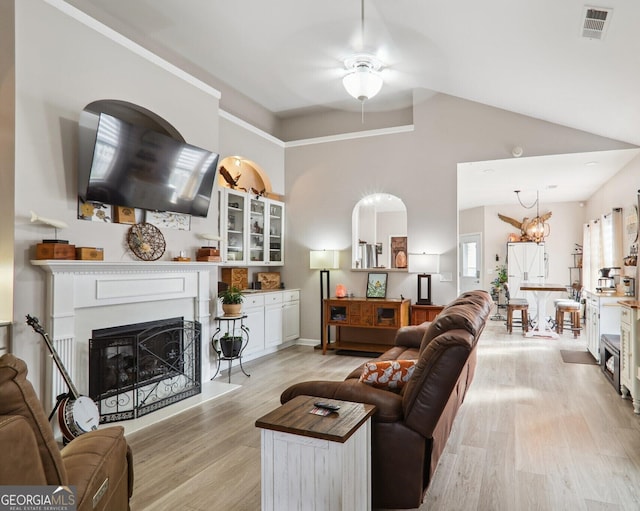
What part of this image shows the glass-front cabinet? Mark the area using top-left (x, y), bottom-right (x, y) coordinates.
top-left (268, 201), bottom-right (283, 263)
top-left (249, 198), bottom-right (265, 263)
top-left (220, 188), bottom-right (284, 266)
top-left (221, 190), bottom-right (246, 264)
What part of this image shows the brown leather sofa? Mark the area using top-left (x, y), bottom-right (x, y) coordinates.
top-left (0, 353), bottom-right (133, 511)
top-left (281, 290), bottom-right (492, 509)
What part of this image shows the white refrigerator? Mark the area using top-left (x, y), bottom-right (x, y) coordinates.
top-left (507, 242), bottom-right (546, 317)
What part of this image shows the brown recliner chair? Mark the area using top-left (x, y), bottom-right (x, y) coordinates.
top-left (0, 353), bottom-right (133, 510)
top-left (281, 290), bottom-right (493, 509)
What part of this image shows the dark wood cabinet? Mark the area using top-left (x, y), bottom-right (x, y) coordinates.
top-left (410, 304), bottom-right (444, 325)
top-left (322, 297), bottom-right (410, 354)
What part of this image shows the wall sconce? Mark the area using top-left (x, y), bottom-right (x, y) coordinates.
top-left (310, 250), bottom-right (340, 343)
top-left (408, 253), bottom-right (440, 305)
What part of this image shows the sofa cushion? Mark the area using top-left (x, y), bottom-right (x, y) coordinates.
top-left (0, 415), bottom-right (48, 485)
top-left (420, 301), bottom-right (487, 352)
top-left (359, 360), bottom-right (417, 390)
top-left (0, 354), bottom-right (67, 484)
top-left (403, 329), bottom-right (475, 437)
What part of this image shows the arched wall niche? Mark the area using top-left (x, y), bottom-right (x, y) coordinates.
top-left (352, 193), bottom-right (408, 270)
top-left (83, 99), bottom-right (184, 141)
top-left (217, 155), bottom-right (274, 196)
top-left (78, 100), bottom-right (187, 207)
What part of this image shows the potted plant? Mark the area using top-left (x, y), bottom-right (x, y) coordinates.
top-left (490, 264), bottom-right (508, 303)
top-left (220, 332), bottom-right (243, 358)
top-left (219, 286), bottom-right (244, 316)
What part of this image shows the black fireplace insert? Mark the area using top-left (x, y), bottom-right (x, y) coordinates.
top-left (89, 317), bottom-right (201, 423)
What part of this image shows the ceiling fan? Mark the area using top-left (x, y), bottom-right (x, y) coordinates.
top-left (336, 0), bottom-right (436, 119)
top-left (342, 0), bottom-right (384, 102)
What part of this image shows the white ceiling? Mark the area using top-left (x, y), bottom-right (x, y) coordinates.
top-left (458, 148), bottom-right (640, 210)
top-left (63, 0), bottom-right (640, 207)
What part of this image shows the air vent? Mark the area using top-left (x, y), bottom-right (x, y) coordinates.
top-left (581, 6), bottom-right (612, 40)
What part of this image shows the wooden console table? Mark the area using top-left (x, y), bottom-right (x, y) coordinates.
top-left (410, 304), bottom-right (444, 325)
top-left (322, 297), bottom-right (410, 354)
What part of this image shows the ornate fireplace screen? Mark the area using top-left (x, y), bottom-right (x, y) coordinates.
top-left (89, 317), bottom-right (201, 423)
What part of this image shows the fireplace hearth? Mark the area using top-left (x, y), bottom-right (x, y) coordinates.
top-left (89, 317), bottom-right (201, 423)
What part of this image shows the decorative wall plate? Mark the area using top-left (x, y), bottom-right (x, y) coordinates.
top-left (127, 222), bottom-right (166, 261)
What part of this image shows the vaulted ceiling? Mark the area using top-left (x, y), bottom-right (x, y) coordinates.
top-left (64, 0), bottom-right (640, 207)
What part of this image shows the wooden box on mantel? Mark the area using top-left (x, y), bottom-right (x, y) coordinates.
top-left (196, 247), bottom-right (221, 262)
top-left (35, 242), bottom-right (76, 260)
top-left (221, 267), bottom-right (248, 290)
top-left (76, 247), bottom-right (104, 261)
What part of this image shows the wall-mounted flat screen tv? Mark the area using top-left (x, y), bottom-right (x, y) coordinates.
top-left (78, 112), bottom-right (219, 217)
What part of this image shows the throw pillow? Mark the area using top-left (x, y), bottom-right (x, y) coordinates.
top-left (358, 360), bottom-right (417, 390)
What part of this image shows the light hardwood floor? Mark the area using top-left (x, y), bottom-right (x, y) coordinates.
top-left (127, 321), bottom-right (640, 511)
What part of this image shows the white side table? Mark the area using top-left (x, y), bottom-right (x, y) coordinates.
top-left (255, 395), bottom-right (376, 511)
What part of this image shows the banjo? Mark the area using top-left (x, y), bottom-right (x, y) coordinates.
top-left (26, 314), bottom-right (100, 442)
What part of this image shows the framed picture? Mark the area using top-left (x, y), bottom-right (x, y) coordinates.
top-left (366, 272), bottom-right (388, 299)
top-left (390, 236), bottom-right (407, 269)
top-left (145, 210), bottom-right (191, 231)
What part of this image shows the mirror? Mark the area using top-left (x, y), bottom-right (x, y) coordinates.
top-left (352, 194), bottom-right (407, 270)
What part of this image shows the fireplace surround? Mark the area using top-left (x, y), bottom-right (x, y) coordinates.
top-left (90, 317), bottom-right (201, 422)
top-left (32, 260), bottom-right (215, 413)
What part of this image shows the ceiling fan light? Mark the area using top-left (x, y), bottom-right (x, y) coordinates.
top-left (342, 66), bottom-right (383, 101)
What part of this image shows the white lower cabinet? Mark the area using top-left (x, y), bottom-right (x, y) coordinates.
top-left (283, 290), bottom-right (300, 342)
top-left (585, 291), bottom-right (622, 363)
top-left (243, 293), bottom-right (266, 357)
top-left (265, 292), bottom-right (284, 348)
top-left (214, 290), bottom-right (300, 366)
top-left (620, 303), bottom-right (640, 414)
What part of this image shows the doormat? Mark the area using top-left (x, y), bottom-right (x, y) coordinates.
top-left (560, 350), bottom-right (597, 365)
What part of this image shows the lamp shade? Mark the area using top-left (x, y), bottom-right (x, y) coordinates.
top-left (309, 250), bottom-right (339, 270)
top-left (342, 67), bottom-right (383, 101)
top-left (408, 253), bottom-right (440, 274)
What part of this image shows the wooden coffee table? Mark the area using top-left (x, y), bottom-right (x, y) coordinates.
top-left (255, 395), bottom-right (376, 511)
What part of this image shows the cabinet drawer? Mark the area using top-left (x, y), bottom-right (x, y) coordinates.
top-left (244, 294), bottom-right (265, 308)
top-left (264, 292), bottom-right (283, 305)
top-left (283, 290), bottom-right (299, 302)
top-left (621, 306), bottom-right (632, 326)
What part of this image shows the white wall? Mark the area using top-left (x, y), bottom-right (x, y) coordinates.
top-left (13, 0), bottom-right (223, 394)
top-left (483, 201), bottom-right (585, 288)
top-left (283, 93), bottom-right (631, 342)
top-left (9, 1), bottom-right (289, 395)
top-left (584, 155), bottom-right (640, 289)
top-left (9, 0), bottom-right (639, 393)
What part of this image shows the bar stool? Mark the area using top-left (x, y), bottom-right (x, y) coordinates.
top-left (503, 283), bottom-right (529, 334)
top-left (555, 300), bottom-right (581, 337)
top-left (506, 299), bottom-right (529, 334)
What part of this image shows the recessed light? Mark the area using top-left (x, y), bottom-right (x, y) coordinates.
top-left (585, 161), bottom-right (598, 167)
top-left (547, 184), bottom-right (558, 189)
top-left (482, 168), bottom-right (495, 173)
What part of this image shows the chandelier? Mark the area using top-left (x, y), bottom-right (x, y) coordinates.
top-left (515, 190), bottom-right (551, 243)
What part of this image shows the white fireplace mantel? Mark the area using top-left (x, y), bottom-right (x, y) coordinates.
top-left (32, 260), bottom-right (218, 408)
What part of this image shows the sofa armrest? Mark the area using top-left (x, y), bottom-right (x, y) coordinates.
top-left (394, 323), bottom-right (430, 349)
top-left (61, 426), bottom-right (133, 511)
top-left (0, 415), bottom-right (48, 485)
top-left (281, 379), bottom-right (404, 422)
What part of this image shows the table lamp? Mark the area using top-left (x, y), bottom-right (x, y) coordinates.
top-left (310, 249), bottom-right (340, 343)
top-left (408, 253), bottom-right (440, 305)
